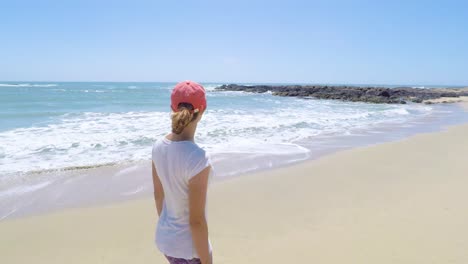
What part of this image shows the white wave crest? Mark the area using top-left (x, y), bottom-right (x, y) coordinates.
top-left (0, 83), bottom-right (58, 87)
top-left (0, 93), bottom-right (432, 175)
top-left (203, 84), bottom-right (222, 91)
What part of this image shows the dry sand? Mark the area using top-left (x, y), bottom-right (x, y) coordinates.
top-left (424, 96), bottom-right (468, 106)
top-left (1, 122), bottom-right (468, 263)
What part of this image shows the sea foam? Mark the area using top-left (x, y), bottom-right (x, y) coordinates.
top-left (0, 83), bottom-right (58, 87)
top-left (0, 94), bottom-right (432, 176)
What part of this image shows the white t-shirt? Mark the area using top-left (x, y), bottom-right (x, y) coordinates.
top-left (152, 136), bottom-right (212, 259)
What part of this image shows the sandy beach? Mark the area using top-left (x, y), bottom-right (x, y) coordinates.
top-left (424, 95), bottom-right (468, 106)
top-left (2, 120), bottom-right (468, 263)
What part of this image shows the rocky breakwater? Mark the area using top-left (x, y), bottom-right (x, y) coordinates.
top-left (215, 84), bottom-right (468, 104)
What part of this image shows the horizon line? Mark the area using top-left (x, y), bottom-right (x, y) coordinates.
top-left (1, 80), bottom-right (467, 88)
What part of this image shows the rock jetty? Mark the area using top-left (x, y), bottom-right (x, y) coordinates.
top-left (215, 84), bottom-right (468, 104)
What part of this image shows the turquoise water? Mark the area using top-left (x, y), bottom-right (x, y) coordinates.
top-left (0, 82), bottom-right (171, 131)
top-left (0, 81), bottom-right (458, 177)
top-left (1, 81), bottom-right (467, 220)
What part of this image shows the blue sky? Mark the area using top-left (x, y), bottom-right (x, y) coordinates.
top-left (1, 0), bottom-right (467, 85)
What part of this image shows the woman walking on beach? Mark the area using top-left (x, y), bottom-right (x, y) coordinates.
top-left (152, 81), bottom-right (212, 264)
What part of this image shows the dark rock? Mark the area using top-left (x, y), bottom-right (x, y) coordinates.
top-left (411, 98), bottom-right (423, 103)
top-left (215, 84), bottom-right (465, 104)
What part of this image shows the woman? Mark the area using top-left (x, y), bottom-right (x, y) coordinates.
top-left (152, 81), bottom-right (212, 264)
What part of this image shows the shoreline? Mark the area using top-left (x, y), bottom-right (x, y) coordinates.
top-left (2, 117), bottom-right (468, 263)
top-left (1, 102), bottom-right (467, 220)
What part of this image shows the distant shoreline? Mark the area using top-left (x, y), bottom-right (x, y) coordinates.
top-left (216, 84), bottom-right (468, 104)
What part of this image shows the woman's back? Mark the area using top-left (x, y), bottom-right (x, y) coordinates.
top-left (152, 136), bottom-right (210, 259)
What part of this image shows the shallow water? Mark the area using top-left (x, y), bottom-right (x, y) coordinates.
top-left (1, 82), bottom-right (467, 220)
top-left (0, 82), bottom-right (439, 176)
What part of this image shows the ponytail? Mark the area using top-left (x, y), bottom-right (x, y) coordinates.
top-left (171, 103), bottom-right (198, 134)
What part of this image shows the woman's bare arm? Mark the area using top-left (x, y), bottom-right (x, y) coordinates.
top-left (188, 166), bottom-right (212, 264)
top-left (152, 161), bottom-right (164, 216)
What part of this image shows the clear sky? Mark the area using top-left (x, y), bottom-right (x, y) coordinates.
top-left (1, 0), bottom-right (467, 85)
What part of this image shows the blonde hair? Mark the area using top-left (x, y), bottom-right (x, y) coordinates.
top-left (171, 103), bottom-right (198, 134)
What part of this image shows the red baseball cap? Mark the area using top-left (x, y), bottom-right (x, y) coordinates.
top-left (171, 81), bottom-right (207, 113)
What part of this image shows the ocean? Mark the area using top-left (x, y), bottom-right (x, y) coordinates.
top-left (1, 82), bottom-right (467, 219)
